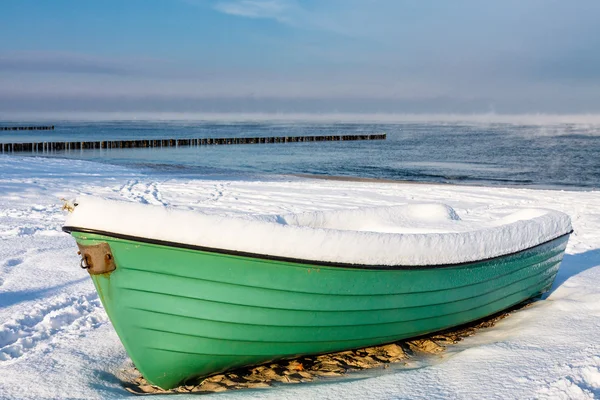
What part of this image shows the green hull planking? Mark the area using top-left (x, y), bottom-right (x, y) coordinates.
top-left (69, 231), bottom-right (569, 389)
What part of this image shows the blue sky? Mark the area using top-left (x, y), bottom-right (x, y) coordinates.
top-left (1, 0), bottom-right (599, 114)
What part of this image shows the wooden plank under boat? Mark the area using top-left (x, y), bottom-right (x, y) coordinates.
top-left (63, 198), bottom-right (572, 389)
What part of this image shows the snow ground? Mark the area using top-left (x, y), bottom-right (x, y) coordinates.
top-left (0, 154), bottom-right (599, 399)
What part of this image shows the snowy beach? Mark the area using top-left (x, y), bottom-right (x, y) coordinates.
top-left (0, 155), bottom-right (599, 399)
top-left (4, 0), bottom-right (600, 396)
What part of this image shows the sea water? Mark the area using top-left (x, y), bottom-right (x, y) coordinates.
top-left (1, 121), bottom-right (598, 189)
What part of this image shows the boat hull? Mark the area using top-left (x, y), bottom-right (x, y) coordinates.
top-left (70, 231), bottom-right (569, 389)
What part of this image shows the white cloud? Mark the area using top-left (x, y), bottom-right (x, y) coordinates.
top-left (212, 0), bottom-right (349, 34)
top-left (214, 0), bottom-right (293, 23)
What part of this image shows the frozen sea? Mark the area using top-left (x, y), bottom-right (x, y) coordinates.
top-left (1, 120), bottom-right (599, 189)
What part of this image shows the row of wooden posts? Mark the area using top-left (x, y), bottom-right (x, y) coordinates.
top-left (0, 134), bottom-right (386, 153)
top-left (0, 126), bottom-right (55, 131)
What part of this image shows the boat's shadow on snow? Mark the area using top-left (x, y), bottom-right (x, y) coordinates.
top-left (547, 248), bottom-right (600, 295)
top-left (90, 370), bottom-right (140, 398)
top-left (0, 276), bottom-right (88, 308)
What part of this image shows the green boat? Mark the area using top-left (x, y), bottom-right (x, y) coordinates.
top-left (63, 197), bottom-right (572, 389)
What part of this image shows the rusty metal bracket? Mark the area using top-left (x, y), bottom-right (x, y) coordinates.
top-left (76, 242), bottom-right (116, 275)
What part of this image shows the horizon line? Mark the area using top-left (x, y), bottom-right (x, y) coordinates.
top-left (3, 111), bottom-right (600, 125)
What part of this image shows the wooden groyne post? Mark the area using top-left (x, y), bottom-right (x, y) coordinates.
top-left (1, 133), bottom-right (386, 153)
top-left (0, 126), bottom-right (55, 131)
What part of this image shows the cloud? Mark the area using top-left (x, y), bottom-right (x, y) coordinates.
top-left (212, 0), bottom-right (349, 34)
top-left (213, 0), bottom-right (291, 22)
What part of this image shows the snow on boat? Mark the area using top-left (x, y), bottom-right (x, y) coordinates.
top-left (63, 197), bottom-right (572, 389)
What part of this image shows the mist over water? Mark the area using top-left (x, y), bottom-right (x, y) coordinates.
top-left (1, 121), bottom-right (598, 189)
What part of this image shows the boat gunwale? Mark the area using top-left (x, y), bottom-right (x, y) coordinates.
top-left (62, 226), bottom-right (572, 270)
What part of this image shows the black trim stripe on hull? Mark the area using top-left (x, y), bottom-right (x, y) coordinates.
top-left (62, 226), bottom-right (572, 271)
